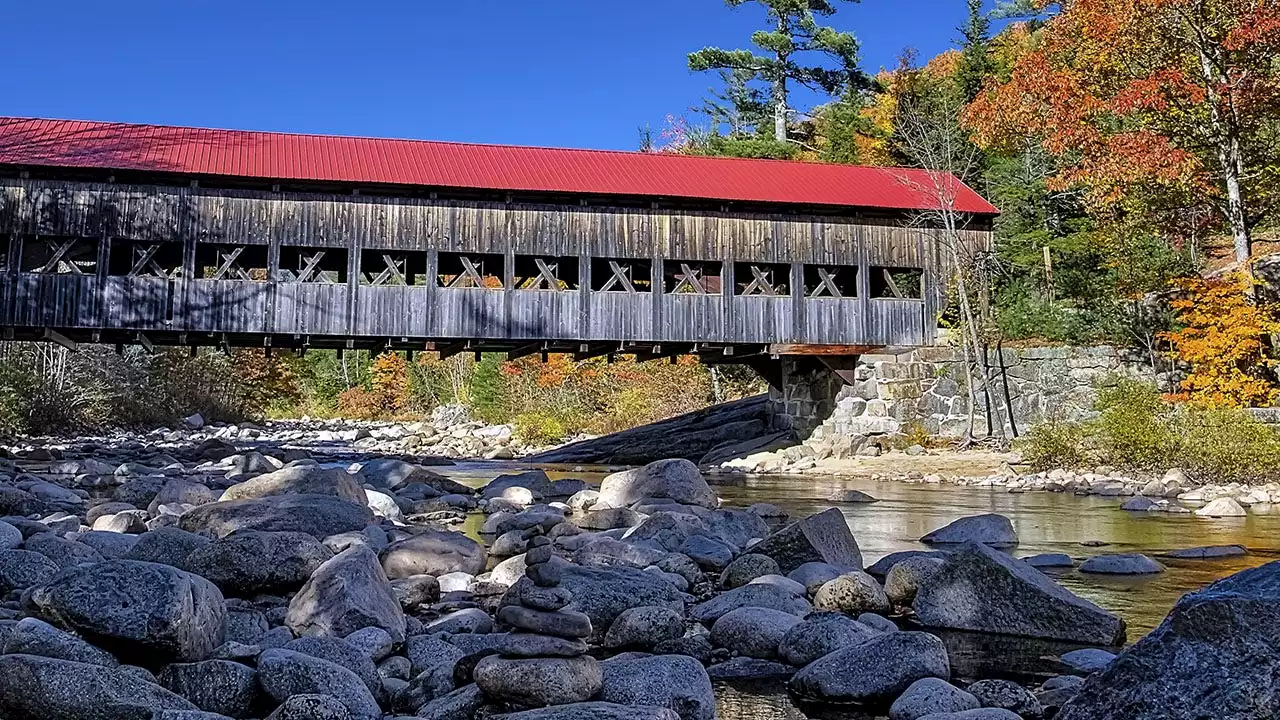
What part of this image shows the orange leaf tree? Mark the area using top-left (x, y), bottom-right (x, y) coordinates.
top-left (965, 0), bottom-right (1280, 263)
top-left (1162, 273), bottom-right (1280, 407)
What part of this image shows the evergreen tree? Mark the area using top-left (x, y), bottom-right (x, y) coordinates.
top-left (956, 0), bottom-right (996, 102)
top-left (689, 0), bottom-right (868, 145)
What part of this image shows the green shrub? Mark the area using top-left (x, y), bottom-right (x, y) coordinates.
top-left (1092, 380), bottom-right (1179, 469)
top-left (1018, 420), bottom-right (1090, 471)
top-left (1177, 405), bottom-right (1280, 485)
top-left (513, 412), bottom-right (569, 446)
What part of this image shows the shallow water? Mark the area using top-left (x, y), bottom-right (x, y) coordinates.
top-left (438, 460), bottom-right (1278, 718)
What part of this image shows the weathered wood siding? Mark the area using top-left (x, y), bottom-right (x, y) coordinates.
top-left (0, 178), bottom-right (985, 348)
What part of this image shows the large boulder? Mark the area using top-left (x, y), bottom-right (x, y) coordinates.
top-left (598, 654), bottom-right (715, 720)
top-left (1057, 559), bottom-right (1280, 720)
top-left (777, 611), bottom-right (881, 667)
top-left (710, 607), bottom-right (802, 660)
top-left (921, 514), bottom-right (1017, 548)
top-left (913, 543), bottom-right (1126, 646)
top-left (559, 564), bottom-right (686, 631)
top-left (481, 470), bottom-right (557, 499)
top-left (889, 678), bottom-right (979, 720)
top-left (813, 571), bottom-right (891, 615)
top-left (157, 659), bottom-right (260, 718)
top-left (789, 631), bottom-right (950, 705)
top-left (2, 617), bottom-right (119, 667)
top-left (474, 655), bottom-right (603, 707)
top-left (183, 531), bottom-right (332, 596)
top-left (179, 494), bottom-right (374, 539)
top-left (26, 560), bottom-right (226, 664)
top-left (359, 457), bottom-right (467, 493)
top-left (493, 702), bottom-right (680, 720)
top-left (749, 508), bottom-right (863, 573)
top-left (285, 545), bottom-right (406, 642)
top-left (124, 527), bottom-right (212, 568)
top-left (221, 465), bottom-right (367, 505)
top-left (257, 648), bottom-right (381, 720)
top-left (0, 549), bottom-right (59, 593)
top-left (0, 654), bottom-right (197, 720)
top-left (689, 582), bottom-right (811, 624)
top-left (596, 459), bottom-right (717, 510)
top-left (603, 606), bottom-right (686, 650)
top-left (380, 529), bottom-right (487, 579)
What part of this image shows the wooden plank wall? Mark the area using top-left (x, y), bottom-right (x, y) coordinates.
top-left (0, 178), bottom-right (987, 348)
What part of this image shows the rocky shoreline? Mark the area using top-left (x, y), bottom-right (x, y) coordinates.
top-left (0, 428), bottom-right (1274, 720)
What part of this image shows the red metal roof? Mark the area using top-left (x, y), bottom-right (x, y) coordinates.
top-left (0, 117), bottom-right (998, 215)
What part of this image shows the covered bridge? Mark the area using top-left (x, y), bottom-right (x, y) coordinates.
top-left (0, 117), bottom-right (995, 380)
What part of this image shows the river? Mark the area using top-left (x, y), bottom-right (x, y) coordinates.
top-left (436, 460), bottom-right (1278, 719)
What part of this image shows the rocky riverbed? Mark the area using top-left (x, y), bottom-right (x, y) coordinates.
top-left (0, 425), bottom-right (1276, 720)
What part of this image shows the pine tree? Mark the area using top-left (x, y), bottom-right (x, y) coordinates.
top-left (688, 0), bottom-right (867, 145)
top-left (956, 0), bottom-right (996, 102)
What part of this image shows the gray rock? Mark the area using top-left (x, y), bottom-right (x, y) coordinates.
top-left (748, 573), bottom-right (806, 596)
top-left (153, 711), bottom-right (236, 720)
top-left (966, 678), bottom-right (1042, 717)
top-left (1194, 497), bottom-right (1247, 517)
top-left (1025, 553), bottom-right (1074, 569)
top-left (257, 648), bottom-right (381, 719)
top-left (578, 507), bottom-right (643, 531)
top-left (493, 632), bottom-right (590, 657)
top-left (359, 458), bottom-right (465, 493)
top-left (343, 626), bottom-right (394, 661)
top-left (1121, 496), bottom-right (1160, 511)
top-left (889, 678), bottom-right (979, 720)
top-left (520, 581), bottom-right (573, 611)
top-left (913, 542), bottom-right (1126, 646)
top-left (1057, 560), bottom-right (1280, 719)
top-left (921, 514), bottom-right (1017, 548)
top-left (710, 606), bottom-right (802, 659)
top-left (750, 508), bottom-right (862, 573)
top-left (221, 465), bottom-right (367, 505)
top-left (866, 551), bottom-right (949, 578)
top-left (493, 702), bottom-right (679, 720)
top-left (490, 529), bottom-right (530, 557)
top-left (886, 557), bottom-right (945, 607)
top-left (560, 564), bottom-right (686, 631)
top-left (598, 654), bottom-right (716, 720)
top-left (286, 635), bottom-right (383, 701)
top-left (25, 533), bottom-right (106, 569)
top-left (677, 534), bottom-right (734, 571)
top-left (706, 657), bottom-right (794, 680)
top-left (789, 631), bottom-right (950, 705)
top-left (285, 545), bottom-right (406, 643)
top-left (124, 527), bottom-right (212, 568)
top-left (828, 489), bottom-right (879, 503)
top-left (405, 633), bottom-right (466, 678)
top-left (498, 605), bottom-right (593, 638)
top-left (916, 710), bottom-right (1022, 720)
top-left (75, 530), bottom-right (140, 559)
top-left (482, 470), bottom-right (556, 500)
top-left (157, 660), bottom-right (259, 718)
top-left (719, 553), bottom-right (780, 589)
top-left (414, 682), bottom-right (485, 719)
top-left (1161, 544), bottom-right (1248, 559)
top-left (0, 518), bottom-right (22, 549)
top-left (859, 613), bottom-right (898, 633)
top-left (777, 611), bottom-right (880, 666)
top-left (26, 559), bottom-right (226, 664)
top-left (0, 654), bottom-right (198, 719)
top-left (813, 571), bottom-right (890, 615)
top-left (422, 608), bottom-right (493, 634)
top-left (474, 654), bottom-right (603, 707)
top-left (604, 606), bottom-right (685, 649)
top-left (1059, 647), bottom-right (1117, 673)
top-left (3, 616), bottom-right (119, 667)
top-left (0, 549), bottom-right (59, 593)
top-left (787, 561), bottom-right (844, 594)
top-left (596, 459), bottom-right (717, 510)
top-left (1078, 553), bottom-right (1164, 575)
top-left (391, 574), bottom-right (441, 611)
top-left (690, 582), bottom-right (811, 623)
top-left (380, 529), bottom-right (487, 579)
top-left (184, 531), bottom-right (332, 596)
top-left (179, 494), bottom-right (374, 539)
top-left (264, 693), bottom-right (353, 720)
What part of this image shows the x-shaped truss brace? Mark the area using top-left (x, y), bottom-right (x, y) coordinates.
top-left (809, 267), bottom-right (844, 298)
top-left (740, 265), bottom-right (785, 297)
top-left (672, 263), bottom-right (709, 295)
top-left (207, 246), bottom-right (256, 281)
top-left (599, 260), bottom-right (640, 293)
top-left (365, 253), bottom-right (407, 286)
top-left (285, 250), bottom-right (334, 283)
top-left (880, 268), bottom-right (905, 299)
top-left (128, 243), bottom-right (181, 279)
top-left (35, 237), bottom-right (92, 275)
top-left (444, 256), bottom-right (487, 288)
top-left (521, 258), bottom-right (566, 291)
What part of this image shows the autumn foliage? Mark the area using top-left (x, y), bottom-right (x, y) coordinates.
top-left (1162, 274), bottom-right (1280, 407)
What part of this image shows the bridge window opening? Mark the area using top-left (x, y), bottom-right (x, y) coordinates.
top-left (281, 247), bottom-right (347, 284)
top-left (591, 258), bottom-right (651, 293)
top-left (438, 252), bottom-right (504, 289)
top-left (19, 235), bottom-right (98, 275)
top-left (804, 264), bottom-right (858, 298)
top-left (108, 240), bottom-right (183, 278)
top-left (870, 266), bottom-right (924, 299)
top-left (196, 244), bottom-right (269, 281)
top-left (734, 262), bottom-right (790, 297)
top-left (514, 255), bottom-right (579, 291)
top-left (663, 260), bottom-right (723, 295)
top-left (360, 249), bottom-right (427, 286)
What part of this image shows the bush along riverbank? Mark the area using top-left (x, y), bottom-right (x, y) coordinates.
top-left (0, 431), bottom-right (1278, 719)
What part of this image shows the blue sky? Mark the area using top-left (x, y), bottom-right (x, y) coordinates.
top-left (3, 0), bottom-right (985, 151)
